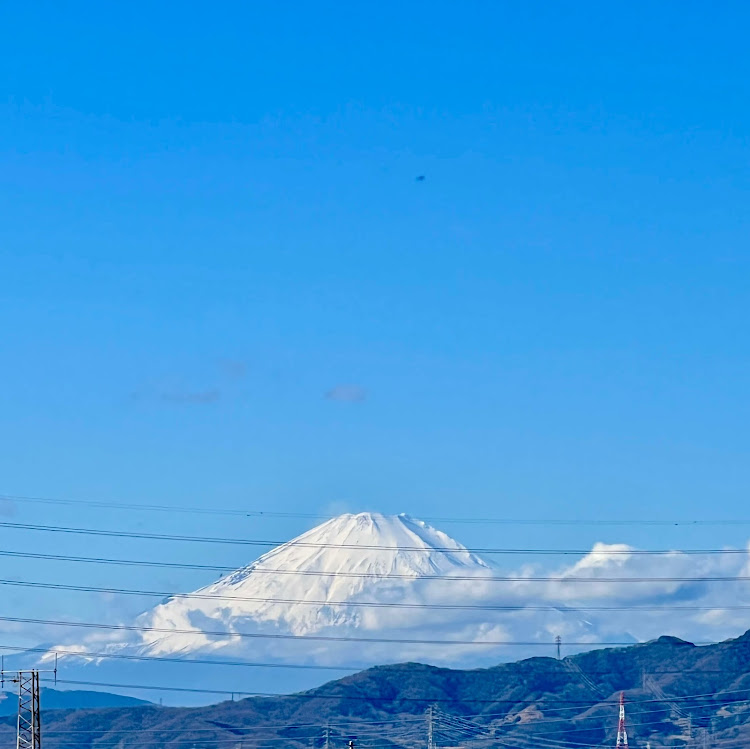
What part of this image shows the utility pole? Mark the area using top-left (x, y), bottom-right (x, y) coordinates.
top-left (324, 723), bottom-right (330, 749)
top-left (427, 706), bottom-right (434, 749)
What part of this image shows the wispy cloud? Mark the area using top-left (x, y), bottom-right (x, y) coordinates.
top-left (132, 358), bottom-right (246, 405)
top-left (325, 384), bottom-right (367, 403)
top-left (217, 359), bottom-right (247, 379)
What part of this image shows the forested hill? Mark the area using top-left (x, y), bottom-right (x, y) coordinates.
top-left (3, 631), bottom-right (750, 749)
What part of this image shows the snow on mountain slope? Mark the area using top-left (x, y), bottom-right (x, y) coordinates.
top-left (49, 511), bottom-right (750, 682)
top-left (135, 512), bottom-right (498, 659)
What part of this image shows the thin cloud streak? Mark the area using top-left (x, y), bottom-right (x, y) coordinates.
top-left (217, 360), bottom-right (247, 379)
top-left (160, 390), bottom-right (221, 405)
top-left (325, 385), bottom-right (367, 403)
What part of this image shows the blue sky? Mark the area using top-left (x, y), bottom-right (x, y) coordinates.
top-left (1, 2), bottom-right (750, 631)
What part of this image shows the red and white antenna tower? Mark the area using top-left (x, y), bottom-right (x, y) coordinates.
top-left (615, 692), bottom-right (628, 749)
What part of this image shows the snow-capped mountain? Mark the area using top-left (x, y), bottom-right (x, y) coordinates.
top-left (40, 511), bottom-right (750, 704)
top-left (136, 512), bottom-right (497, 659)
top-left (52, 513), bottom-right (641, 670)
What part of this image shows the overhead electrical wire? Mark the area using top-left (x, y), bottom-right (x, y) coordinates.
top-left (96, 716), bottom-right (742, 749)
top-left (1, 501), bottom-right (747, 734)
top-left (6, 547), bottom-right (750, 584)
top-left (41, 729), bottom-right (426, 745)
top-left (4, 492), bottom-right (747, 526)
top-left (5, 551), bottom-right (750, 588)
top-left (1, 518), bottom-right (749, 556)
top-left (27, 688), bottom-right (750, 749)
top-left (42, 744), bottom-right (408, 749)
top-left (41, 706), bottom-right (714, 746)
top-left (29, 564), bottom-right (750, 584)
top-left (41, 726), bottom-right (424, 744)
top-left (483, 703), bottom-right (733, 733)
top-left (5, 613), bottom-right (750, 650)
top-left (1, 496), bottom-right (747, 741)
top-left (0, 643), bottom-right (357, 672)
top-left (0, 548), bottom-right (234, 573)
top-left (4, 575), bottom-right (750, 611)
top-left (57, 744), bottom-right (413, 749)
top-left (43, 716), bottom-right (428, 734)
top-left (385, 709), bottom-right (749, 749)
top-left (0, 615), bottom-right (671, 646)
top-left (68, 699), bottom-right (723, 738)
top-left (430, 709), bottom-right (722, 749)
top-left (3, 642), bottom-right (748, 679)
top-left (33, 677), bottom-right (750, 705)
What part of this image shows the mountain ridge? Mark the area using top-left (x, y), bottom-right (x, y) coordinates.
top-left (11, 631), bottom-right (750, 749)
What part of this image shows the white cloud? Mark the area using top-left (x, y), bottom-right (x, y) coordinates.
top-left (47, 536), bottom-right (750, 672)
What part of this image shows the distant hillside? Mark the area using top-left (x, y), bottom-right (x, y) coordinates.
top-left (3, 632), bottom-right (750, 749)
top-left (0, 688), bottom-right (149, 716)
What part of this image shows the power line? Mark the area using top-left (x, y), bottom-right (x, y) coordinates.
top-left (38, 743), bottom-right (412, 749)
top-left (4, 575), bottom-right (750, 611)
top-left (34, 677), bottom-right (750, 705)
top-left (27, 698), bottom-right (750, 749)
top-left (4, 642), bottom-right (748, 678)
top-left (0, 550), bottom-right (727, 590)
top-left (5, 546), bottom-right (750, 584)
top-left (43, 718), bottom-right (428, 736)
top-left (0, 548), bottom-right (235, 572)
top-left (0, 643), bottom-right (357, 672)
top-left (1, 518), bottom-right (750, 556)
top-left (42, 727), bottom-right (423, 742)
top-left (41, 740), bottom-right (343, 748)
top-left (0, 614), bottom-right (668, 645)
top-left (443, 701), bottom-right (730, 725)
top-left (178, 568), bottom-right (750, 582)
top-left (5, 493), bottom-right (749, 526)
top-left (0, 493), bottom-right (252, 517)
top-left (41, 732), bottom-right (418, 748)
top-left (6, 613), bottom-right (750, 649)
top-left (43, 717), bottom-right (428, 734)
top-left (427, 707), bottom-right (747, 749)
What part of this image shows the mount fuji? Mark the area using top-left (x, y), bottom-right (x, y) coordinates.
top-left (137, 511), bottom-right (494, 654)
top-left (33, 511), bottom-right (749, 702)
top-left (46, 514), bottom-right (609, 675)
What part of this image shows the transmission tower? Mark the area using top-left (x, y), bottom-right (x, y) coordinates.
top-left (427, 705), bottom-right (434, 749)
top-left (2, 671), bottom-right (42, 749)
top-left (1, 661), bottom-right (57, 749)
top-left (615, 692), bottom-right (628, 749)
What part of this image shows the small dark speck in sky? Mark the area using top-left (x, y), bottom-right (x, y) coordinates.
top-left (416, 175), bottom-right (425, 182)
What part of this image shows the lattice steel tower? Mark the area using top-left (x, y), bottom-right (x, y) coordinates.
top-left (16, 671), bottom-right (42, 749)
top-left (615, 692), bottom-right (628, 749)
top-left (1, 669), bottom-right (44, 749)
